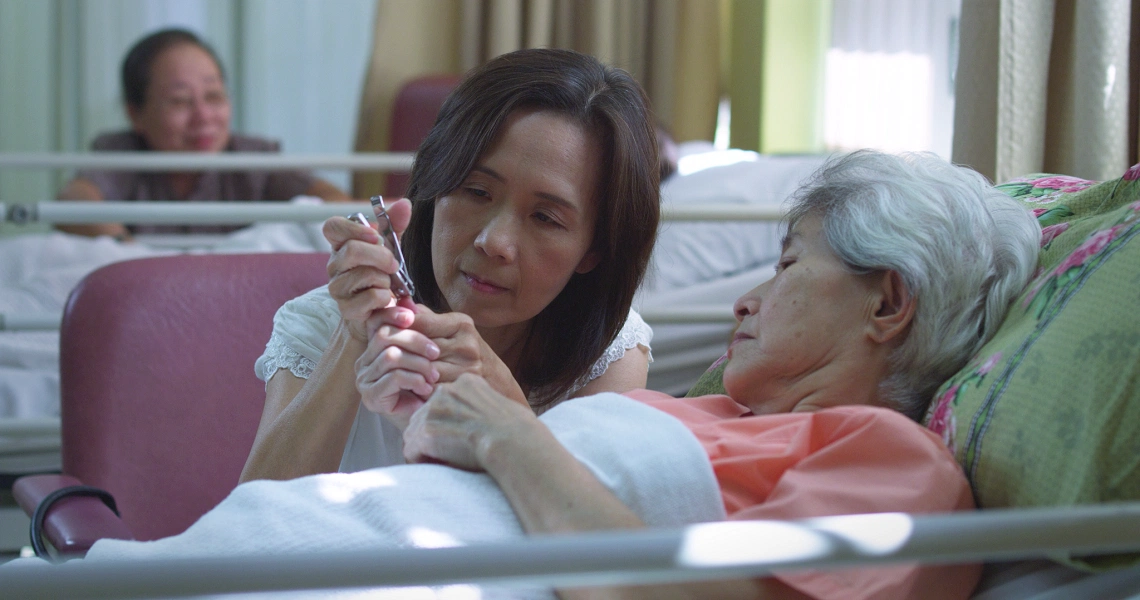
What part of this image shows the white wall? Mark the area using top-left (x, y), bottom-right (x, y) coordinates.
top-left (0, 0), bottom-right (376, 235)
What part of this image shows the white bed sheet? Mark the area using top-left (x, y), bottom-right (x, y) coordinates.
top-left (0, 217), bottom-right (332, 474)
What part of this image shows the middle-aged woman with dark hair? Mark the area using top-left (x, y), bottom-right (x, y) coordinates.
top-left (240, 48), bottom-right (661, 482)
top-left (56, 27), bottom-right (350, 240)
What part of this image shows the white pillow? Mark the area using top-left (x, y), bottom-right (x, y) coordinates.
top-left (643, 150), bottom-right (831, 293)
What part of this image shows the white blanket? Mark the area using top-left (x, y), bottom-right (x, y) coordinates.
top-left (19, 394), bottom-right (725, 599)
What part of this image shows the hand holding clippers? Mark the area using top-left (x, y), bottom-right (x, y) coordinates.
top-left (347, 195), bottom-right (416, 299)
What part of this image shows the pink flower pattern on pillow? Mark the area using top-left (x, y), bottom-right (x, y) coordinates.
top-left (1039, 223), bottom-right (1070, 248)
top-left (1023, 201), bottom-right (1140, 318)
top-left (1027, 176), bottom-right (1095, 194)
top-left (926, 352), bottom-right (1004, 452)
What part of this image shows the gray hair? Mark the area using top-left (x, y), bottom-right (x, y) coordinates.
top-left (786, 150), bottom-right (1040, 420)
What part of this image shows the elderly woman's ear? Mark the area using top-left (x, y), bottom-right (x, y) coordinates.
top-left (867, 270), bottom-right (915, 345)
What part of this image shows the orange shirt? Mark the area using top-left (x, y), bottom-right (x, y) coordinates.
top-left (624, 389), bottom-right (981, 600)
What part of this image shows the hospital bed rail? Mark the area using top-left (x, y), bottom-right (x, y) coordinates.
top-left (3, 502), bottom-right (1139, 599)
top-left (0, 152), bottom-right (415, 172)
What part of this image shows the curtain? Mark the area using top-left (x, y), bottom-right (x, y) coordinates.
top-left (951, 0), bottom-right (1133, 183)
top-left (351, 0), bottom-right (721, 197)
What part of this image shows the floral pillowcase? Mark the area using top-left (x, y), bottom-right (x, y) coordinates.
top-left (922, 165), bottom-right (1140, 570)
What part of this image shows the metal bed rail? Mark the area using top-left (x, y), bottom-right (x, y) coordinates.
top-left (0, 306), bottom-right (738, 332)
top-left (0, 418), bottom-right (59, 438)
top-left (2, 200), bottom-right (785, 226)
top-left (3, 502), bottom-right (1139, 599)
top-left (0, 152), bottom-right (415, 172)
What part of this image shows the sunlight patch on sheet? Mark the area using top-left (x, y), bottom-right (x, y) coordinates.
top-left (677, 149), bottom-right (759, 177)
top-left (407, 526), bottom-right (464, 549)
top-left (824, 50), bottom-right (933, 153)
top-left (314, 470), bottom-right (398, 504)
top-left (675, 513), bottom-right (914, 568)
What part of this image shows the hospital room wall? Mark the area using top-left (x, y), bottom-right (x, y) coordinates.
top-left (0, 0), bottom-right (376, 238)
top-left (725, 0), bottom-right (960, 158)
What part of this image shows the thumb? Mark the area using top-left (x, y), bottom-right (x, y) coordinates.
top-left (376, 197), bottom-right (413, 237)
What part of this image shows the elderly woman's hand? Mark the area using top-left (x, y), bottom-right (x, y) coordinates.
top-left (403, 373), bottom-right (539, 470)
top-left (323, 198), bottom-right (413, 342)
top-left (354, 305), bottom-right (529, 430)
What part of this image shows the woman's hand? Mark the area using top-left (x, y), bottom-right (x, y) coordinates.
top-left (323, 198), bottom-right (412, 342)
top-left (354, 305), bottom-right (529, 429)
top-left (403, 373), bottom-right (542, 470)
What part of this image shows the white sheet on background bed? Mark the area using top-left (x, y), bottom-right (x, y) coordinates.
top-left (0, 213), bottom-right (332, 473)
top-left (644, 150), bottom-right (828, 294)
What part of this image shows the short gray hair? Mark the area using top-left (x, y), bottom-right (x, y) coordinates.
top-left (786, 150), bottom-right (1040, 420)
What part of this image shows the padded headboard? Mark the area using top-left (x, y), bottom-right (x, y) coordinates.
top-left (59, 252), bottom-right (329, 540)
top-left (386, 74), bottom-right (462, 198)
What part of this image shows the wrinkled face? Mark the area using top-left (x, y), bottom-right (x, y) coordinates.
top-left (431, 108), bottom-right (602, 337)
top-left (724, 215), bottom-right (882, 414)
top-left (128, 43), bottom-right (231, 153)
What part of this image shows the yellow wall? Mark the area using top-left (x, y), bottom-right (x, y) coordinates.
top-left (728, 0), bottom-right (830, 154)
top-left (728, 0), bottom-right (764, 152)
top-left (760, 0), bottom-right (830, 154)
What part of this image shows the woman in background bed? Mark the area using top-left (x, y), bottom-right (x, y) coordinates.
top-left (240, 48), bottom-right (660, 482)
top-left (56, 28), bottom-right (350, 240)
top-left (402, 150), bottom-right (1041, 599)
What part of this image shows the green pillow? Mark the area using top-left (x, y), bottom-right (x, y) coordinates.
top-left (686, 353), bottom-right (728, 397)
top-left (924, 167), bottom-right (1140, 570)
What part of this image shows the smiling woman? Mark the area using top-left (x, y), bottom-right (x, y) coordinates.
top-left (241, 48), bottom-right (661, 483)
top-left (55, 28), bottom-right (350, 240)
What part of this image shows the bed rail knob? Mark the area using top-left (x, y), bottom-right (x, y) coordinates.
top-left (6, 202), bottom-right (36, 224)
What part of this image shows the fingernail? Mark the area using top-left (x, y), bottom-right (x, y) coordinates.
top-left (378, 326), bottom-right (391, 338)
top-left (427, 343), bottom-right (440, 358)
top-left (430, 367), bottom-right (440, 382)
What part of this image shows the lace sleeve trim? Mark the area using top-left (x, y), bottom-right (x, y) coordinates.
top-left (259, 332), bottom-right (319, 380)
top-left (559, 310), bottom-right (653, 399)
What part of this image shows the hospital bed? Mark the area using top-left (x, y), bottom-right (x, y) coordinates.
top-left (4, 150), bottom-right (1138, 598)
top-left (4, 239), bottom-right (1140, 598)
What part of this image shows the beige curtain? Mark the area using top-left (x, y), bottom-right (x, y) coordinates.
top-left (952, 0), bottom-right (1133, 183)
top-left (352, 0), bottom-right (721, 196)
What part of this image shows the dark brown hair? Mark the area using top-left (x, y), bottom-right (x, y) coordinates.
top-left (121, 28), bottom-right (225, 109)
top-left (404, 48), bottom-right (660, 407)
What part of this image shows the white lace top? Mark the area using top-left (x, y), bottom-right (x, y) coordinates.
top-left (254, 285), bottom-right (653, 472)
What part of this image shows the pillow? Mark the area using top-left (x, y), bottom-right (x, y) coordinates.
top-left (685, 353), bottom-right (729, 398)
top-left (644, 151), bottom-right (829, 294)
top-left (924, 166), bottom-right (1140, 570)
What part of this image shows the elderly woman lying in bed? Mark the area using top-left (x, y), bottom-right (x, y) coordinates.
top-left (13, 151), bottom-right (1039, 600)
